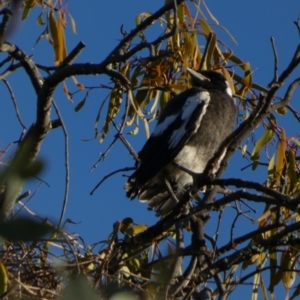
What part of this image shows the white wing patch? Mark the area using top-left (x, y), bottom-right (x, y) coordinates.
top-left (169, 91), bottom-right (210, 149)
top-left (225, 80), bottom-right (233, 97)
top-left (152, 114), bottom-right (177, 136)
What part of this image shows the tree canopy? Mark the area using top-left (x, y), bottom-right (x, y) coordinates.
top-left (1, 1), bottom-right (300, 299)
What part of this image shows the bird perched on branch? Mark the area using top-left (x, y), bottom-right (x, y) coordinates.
top-left (125, 68), bottom-right (236, 215)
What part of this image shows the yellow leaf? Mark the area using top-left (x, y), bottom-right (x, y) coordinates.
top-left (276, 106), bottom-right (287, 115)
top-left (276, 128), bottom-right (286, 183)
top-left (260, 277), bottom-right (268, 300)
top-left (242, 254), bottom-right (259, 270)
top-left (36, 13), bottom-right (44, 26)
top-left (128, 90), bottom-right (150, 139)
top-left (68, 12), bottom-right (77, 34)
top-left (177, 2), bottom-right (185, 23)
top-left (119, 265), bottom-right (130, 277)
top-left (204, 32), bottom-right (217, 70)
top-left (201, 0), bottom-right (219, 25)
top-left (287, 150), bottom-right (297, 193)
top-left (251, 271), bottom-right (260, 300)
top-left (48, 12), bottom-right (60, 64)
top-left (87, 262), bottom-right (95, 270)
top-left (49, 11), bottom-right (67, 65)
top-left (291, 137), bottom-right (300, 147)
top-left (129, 126), bottom-right (139, 136)
top-left (135, 12), bottom-right (152, 26)
top-left (135, 12), bottom-right (152, 42)
top-left (199, 19), bottom-right (212, 37)
top-left (0, 262), bottom-right (8, 295)
top-left (281, 250), bottom-right (296, 289)
top-left (241, 144), bottom-right (247, 157)
top-left (57, 12), bottom-right (67, 63)
top-left (268, 154), bottom-right (275, 181)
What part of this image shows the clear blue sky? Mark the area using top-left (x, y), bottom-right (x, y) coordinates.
top-left (1, 1), bottom-right (300, 298)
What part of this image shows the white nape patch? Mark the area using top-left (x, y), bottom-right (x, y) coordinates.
top-left (152, 114), bottom-right (177, 136)
top-left (168, 92), bottom-right (210, 149)
top-left (225, 81), bottom-right (233, 97)
top-left (213, 147), bottom-right (227, 173)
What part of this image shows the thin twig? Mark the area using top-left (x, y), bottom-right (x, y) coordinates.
top-left (0, 55), bottom-right (12, 68)
top-left (52, 100), bottom-right (70, 230)
top-left (0, 8), bottom-right (13, 46)
top-left (111, 118), bottom-right (139, 161)
top-left (287, 104), bottom-right (300, 123)
top-left (0, 61), bottom-right (22, 79)
top-left (90, 167), bottom-right (135, 195)
top-left (108, 0), bottom-right (182, 62)
top-left (2, 78), bottom-right (27, 132)
top-left (210, 178), bottom-right (291, 203)
top-left (92, 136), bottom-right (118, 171)
top-left (14, 183), bottom-right (42, 217)
top-left (268, 37), bottom-right (279, 87)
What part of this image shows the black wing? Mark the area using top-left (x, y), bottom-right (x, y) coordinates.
top-left (126, 87), bottom-right (211, 196)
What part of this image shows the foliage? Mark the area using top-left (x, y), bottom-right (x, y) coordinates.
top-left (0, 0), bottom-right (300, 299)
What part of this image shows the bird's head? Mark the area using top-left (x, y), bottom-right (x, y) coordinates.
top-left (187, 68), bottom-right (233, 97)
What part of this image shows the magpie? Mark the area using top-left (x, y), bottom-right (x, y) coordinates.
top-left (125, 68), bottom-right (236, 215)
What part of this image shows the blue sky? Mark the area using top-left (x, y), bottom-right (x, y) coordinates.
top-left (1, 0), bottom-right (300, 298)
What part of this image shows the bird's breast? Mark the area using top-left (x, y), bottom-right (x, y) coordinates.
top-left (174, 145), bottom-right (206, 173)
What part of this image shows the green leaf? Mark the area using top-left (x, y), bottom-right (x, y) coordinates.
top-left (287, 150), bottom-right (297, 193)
top-left (275, 128), bottom-right (286, 183)
top-left (18, 160), bottom-right (43, 179)
top-left (0, 262), bottom-right (8, 295)
top-left (61, 274), bottom-right (98, 300)
top-left (251, 128), bottom-right (274, 160)
top-left (204, 32), bottom-right (217, 70)
top-left (125, 224), bottom-right (148, 237)
top-left (22, 0), bottom-right (36, 20)
top-left (0, 218), bottom-right (54, 241)
top-left (100, 88), bottom-right (122, 143)
top-left (268, 154), bottom-right (275, 180)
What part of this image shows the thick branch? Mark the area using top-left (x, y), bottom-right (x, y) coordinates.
top-left (0, 42), bottom-right (43, 93)
top-left (196, 221), bottom-right (300, 284)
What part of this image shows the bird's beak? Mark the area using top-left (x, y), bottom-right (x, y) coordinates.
top-left (186, 68), bottom-right (210, 82)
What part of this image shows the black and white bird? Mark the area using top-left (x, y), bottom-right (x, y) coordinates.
top-left (125, 68), bottom-right (236, 215)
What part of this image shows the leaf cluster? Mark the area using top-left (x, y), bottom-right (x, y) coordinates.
top-left (0, 1), bottom-right (300, 299)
